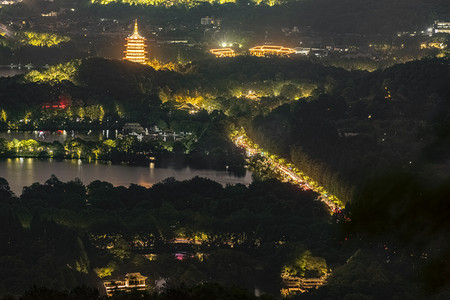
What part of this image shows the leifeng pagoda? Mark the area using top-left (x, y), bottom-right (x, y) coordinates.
top-left (124, 20), bottom-right (147, 64)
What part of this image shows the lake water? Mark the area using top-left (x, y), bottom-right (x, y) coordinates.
top-left (0, 158), bottom-right (253, 195)
top-left (0, 68), bottom-right (26, 77)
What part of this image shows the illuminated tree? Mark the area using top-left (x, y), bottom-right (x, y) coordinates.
top-left (283, 250), bottom-right (327, 278)
top-left (85, 105), bottom-right (105, 122)
top-left (19, 31), bottom-right (70, 47)
top-left (94, 262), bottom-right (117, 278)
top-left (103, 139), bottom-right (117, 154)
top-left (0, 109), bottom-right (6, 122)
top-left (25, 60), bottom-right (80, 84)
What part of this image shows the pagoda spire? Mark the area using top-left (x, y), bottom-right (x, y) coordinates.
top-left (134, 19), bottom-right (139, 35)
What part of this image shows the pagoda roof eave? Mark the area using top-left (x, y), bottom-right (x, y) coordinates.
top-left (127, 33), bottom-right (146, 40)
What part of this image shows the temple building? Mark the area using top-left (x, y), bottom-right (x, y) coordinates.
top-left (124, 20), bottom-right (147, 64)
top-left (249, 45), bottom-right (296, 57)
top-left (102, 272), bottom-right (148, 297)
top-left (210, 48), bottom-right (236, 58)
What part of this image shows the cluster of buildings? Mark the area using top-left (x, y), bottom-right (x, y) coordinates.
top-left (397, 20), bottom-right (450, 37)
top-left (122, 123), bottom-right (193, 142)
top-left (209, 44), bottom-right (335, 58)
top-left (0, 0), bottom-right (21, 6)
top-left (249, 45), bottom-right (296, 56)
top-left (101, 273), bottom-right (148, 297)
top-left (209, 48), bottom-right (235, 57)
top-left (281, 271), bottom-right (329, 296)
top-left (123, 20), bottom-right (320, 62)
top-left (200, 16), bottom-right (222, 27)
top-left (434, 21), bottom-right (450, 34)
top-left (210, 45), bottom-right (298, 58)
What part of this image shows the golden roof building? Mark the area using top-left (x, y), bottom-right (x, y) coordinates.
top-left (102, 272), bottom-right (148, 297)
top-left (124, 20), bottom-right (147, 64)
top-left (210, 48), bottom-right (236, 58)
top-left (249, 45), bottom-right (295, 57)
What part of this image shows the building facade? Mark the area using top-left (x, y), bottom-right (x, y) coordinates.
top-left (249, 45), bottom-right (296, 57)
top-left (434, 21), bottom-right (450, 34)
top-left (210, 48), bottom-right (236, 57)
top-left (102, 272), bottom-right (148, 297)
top-left (124, 20), bottom-right (147, 64)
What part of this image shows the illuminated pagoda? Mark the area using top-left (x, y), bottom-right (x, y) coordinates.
top-left (124, 20), bottom-right (147, 64)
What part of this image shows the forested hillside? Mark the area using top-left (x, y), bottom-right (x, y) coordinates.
top-left (0, 56), bottom-right (449, 298)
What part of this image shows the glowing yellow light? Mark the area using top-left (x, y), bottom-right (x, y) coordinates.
top-left (210, 48), bottom-right (236, 58)
top-left (249, 45), bottom-right (296, 57)
top-left (124, 20), bottom-right (147, 64)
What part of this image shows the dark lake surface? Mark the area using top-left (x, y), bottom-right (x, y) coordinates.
top-left (0, 158), bottom-right (253, 195)
top-left (0, 67), bottom-right (26, 77)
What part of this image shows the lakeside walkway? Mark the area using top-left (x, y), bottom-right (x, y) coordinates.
top-left (232, 133), bottom-right (344, 214)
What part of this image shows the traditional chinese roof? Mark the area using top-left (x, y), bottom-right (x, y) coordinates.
top-left (127, 19), bottom-right (146, 40)
top-left (249, 45), bottom-right (296, 55)
top-left (210, 48), bottom-right (236, 57)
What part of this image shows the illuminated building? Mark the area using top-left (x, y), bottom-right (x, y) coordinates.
top-left (281, 269), bottom-right (329, 296)
top-left (42, 95), bottom-right (71, 109)
top-left (124, 20), bottom-right (147, 64)
top-left (123, 123), bottom-right (145, 134)
top-left (41, 11), bottom-right (58, 17)
top-left (201, 16), bottom-right (221, 27)
top-left (239, 90), bottom-right (260, 101)
top-left (249, 45), bottom-right (296, 57)
top-left (420, 42), bottom-right (446, 49)
top-left (294, 47), bottom-right (311, 55)
top-left (210, 48), bottom-right (236, 57)
top-left (176, 102), bottom-right (200, 114)
top-left (102, 272), bottom-right (147, 297)
top-left (1, 0), bottom-right (22, 5)
top-left (434, 21), bottom-right (450, 34)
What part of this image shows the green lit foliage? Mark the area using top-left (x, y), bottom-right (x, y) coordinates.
top-left (0, 109), bottom-right (6, 122)
top-left (25, 60), bottom-right (80, 84)
top-left (64, 139), bottom-right (88, 159)
top-left (85, 105), bottom-right (105, 122)
top-left (110, 237), bottom-right (131, 261)
top-left (102, 139), bottom-right (116, 152)
top-left (0, 135), bottom-right (163, 162)
top-left (145, 59), bottom-right (180, 71)
top-left (1, 138), bottom-right (47, 156)
top-left (94, 261), bottom-right (117, 278)
top-left (282, 250), bottom-right (328, 278)
top-left (18, 31), bottom-right (70, 47)
top-left (72, 237), bottom-right (90, 274)
top-left (8, 176), bottom-right (330, 294)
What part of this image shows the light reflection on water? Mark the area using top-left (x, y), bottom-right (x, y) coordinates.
top-left (0, 158), bottom-right (252, 195)
top-left (0, 68), bottom-right (26, 77)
